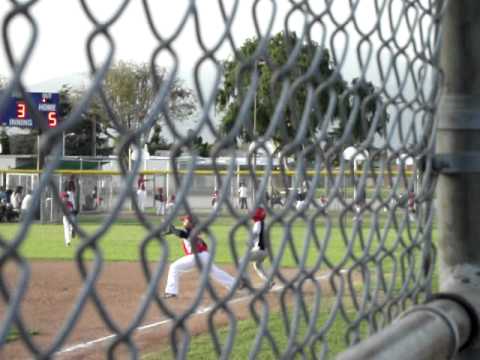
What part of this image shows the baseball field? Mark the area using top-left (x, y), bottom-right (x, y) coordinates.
top-left (1, 212), bottom-right (433, 359)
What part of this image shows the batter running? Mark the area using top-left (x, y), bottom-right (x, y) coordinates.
top-left (164, 215), bottom-right (241, 298)
top-left (247, 207), bottom-right (275, 288)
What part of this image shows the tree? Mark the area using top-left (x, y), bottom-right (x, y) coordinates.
top-left (59, 86), bottom-right (113, 156)
top-left (192, 135), bottom-right (212, 157)
top-left (0, 127), bottom-right (9, 154)
top-left (0, 76), bottom-right (8, 154)
top-left (101, 61), bottom-right (196, 149)
top-left (216, 32), bottom-right (388, 150)
top-left (147, 124), bottom-right (169, 155)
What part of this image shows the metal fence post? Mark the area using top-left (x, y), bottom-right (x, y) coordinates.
top-left (437, 1), bottom-right (480, 358)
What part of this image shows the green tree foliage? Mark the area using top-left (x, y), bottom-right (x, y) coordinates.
top-left (192, 135), bottom-right (212, 157)
top-left (147, 124), bottom-right (169, 155)
top-left (102, 61), bottom-right (196, 143)
top-left (60, 86), bottom-right (113, 156)
top-left (0, 127), bottom-right (9, 154)
top-left (0, 77), bottom-right (8, 154)
top-left (216, 32), bottom-right (388, 149)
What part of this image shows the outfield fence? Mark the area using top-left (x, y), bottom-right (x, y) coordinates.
top-left (2, 0), bottom-right (479, 359)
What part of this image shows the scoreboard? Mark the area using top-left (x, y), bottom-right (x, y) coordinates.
top-left (0, 92), bottom-right (60, 130)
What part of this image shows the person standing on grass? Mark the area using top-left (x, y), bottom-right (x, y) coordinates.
top-left (66, 180), bottom-right (78, 238)
top-left (11, 186), bottom-right (23, 211)
top-left (245, 207), bottom-right (275, 288)
top-left (163, 215), bottom-right (243, 298)
top-left (238, 182), bottom-right (248, 209)
top-left (20, 190), bottom-right (33, 220)
top-left (211, 188), bottom-right (219, 209)
top-left (155, 187), bottom-right (165, 215)
top-left (137, 175), bottom-right (147, 212)
top-left (165, 194), bottom-right (176, 215)
top-left (61, 192), bottom-right (74, 246)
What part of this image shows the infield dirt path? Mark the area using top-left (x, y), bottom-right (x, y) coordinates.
top-left (1, 260), bottom-right (311, 359)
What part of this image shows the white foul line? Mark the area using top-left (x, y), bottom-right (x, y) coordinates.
top-left (56, 270), bottom-right (344, 356)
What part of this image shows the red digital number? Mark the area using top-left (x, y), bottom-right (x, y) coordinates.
top-left (48, 112), bottom-right (57, 127)
top-left (16, 101), bottom-right (27, 119)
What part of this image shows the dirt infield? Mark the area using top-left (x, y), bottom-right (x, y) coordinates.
top-left (1, 260), bottom-right (309, 359)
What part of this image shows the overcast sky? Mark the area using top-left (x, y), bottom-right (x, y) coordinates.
top-left (0, 1), bottom-right (418, 89)
top-left (0, 1), bottom-right (435, 144)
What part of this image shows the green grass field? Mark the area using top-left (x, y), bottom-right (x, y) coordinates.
top-left (3, 212), bottom-right (429, 267)
top-left (1, 212), bottom-right (436, 359)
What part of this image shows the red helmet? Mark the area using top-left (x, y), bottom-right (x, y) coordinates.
top-left (252, 207), bottom-right (266, 221)
top-left (181, 215), bottom-right (195, 227)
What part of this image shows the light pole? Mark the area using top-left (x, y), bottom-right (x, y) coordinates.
top-left (252, 59), bottom-right (265, 205)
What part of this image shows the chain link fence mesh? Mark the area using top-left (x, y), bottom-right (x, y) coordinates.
top-left (0, 0), bottom-right (445, 358)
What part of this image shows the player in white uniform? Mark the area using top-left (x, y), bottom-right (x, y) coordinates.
top-left (246, 207), bottom-right (275, 288)
top-left (137, 175), bottom-right (147, 212)
top-left (60, 192), bottom-right (74, 246)
top-left (163, 215), bottom-right (242, 298)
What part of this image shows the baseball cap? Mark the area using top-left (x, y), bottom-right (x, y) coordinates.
top-left (181, 215), bottom-right (195, 223)
top-left (252, 207), bottom-right (266, 221)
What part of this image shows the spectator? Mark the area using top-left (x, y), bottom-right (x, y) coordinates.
top-left (0, 186), bottom-right (7, 203)
top-left (270, 189), bottom-right (283, 208)
top-left (5, 189), bottom-right (12, 204)
top-left (211, 189), bottom-right (219, 208)
top-left (166, 194), bottom-right (176, 215)
top-left (20, 190), bottom-right (33, 219)
top-left (408, 191), bottom-right (416, 221)
top-left (295, 189), bottom-right (306, 210)
top-left (155, 187), bottom-right (166, 215)
top-left (238, 183), bottom-right (248, 209)
top-left (91, 186), bottom-right (98, 210)
top-left (11, 186), bottom-right (23, 211)
top-left (0, 199), bottom-right (7, 221)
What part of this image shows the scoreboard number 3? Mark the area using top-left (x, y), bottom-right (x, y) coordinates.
top-left (16, 101), bottom-right (27, 119)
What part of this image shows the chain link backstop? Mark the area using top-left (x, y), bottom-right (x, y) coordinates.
top-left (3, 1), bottom-right (476, 359)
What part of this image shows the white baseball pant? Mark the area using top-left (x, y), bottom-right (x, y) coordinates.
top-left (156, 201), bottom-right (165, 215)
top-left (165, 251), bottom-right (235, 295)
top-left (137, 189), bottom-right (146, 211)
top-left (63, 215), bottom-right (72, 246)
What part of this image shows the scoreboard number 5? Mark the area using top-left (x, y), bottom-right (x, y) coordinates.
top-left (48, 111), bottom-right (57, 127)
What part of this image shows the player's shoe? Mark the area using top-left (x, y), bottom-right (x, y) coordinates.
top-left (163, 293), bottom-right (177, 299)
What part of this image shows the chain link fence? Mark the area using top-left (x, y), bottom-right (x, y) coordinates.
top-left (0, 0), bottom-right (449, 358)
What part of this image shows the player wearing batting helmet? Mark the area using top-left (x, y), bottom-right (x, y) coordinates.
top-left (246, 207), bottom-right (275, 289)
top-left (163, 215), bottom-right (243, 298)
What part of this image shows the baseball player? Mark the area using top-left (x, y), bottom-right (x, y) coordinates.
top-left (163, 215), bottom-right (242, 298)
top-left (408, 191), bottom-right (416, 221)
top-left (155, 187), bottom-right (165, 215)
top-left (246, 207), bottom-right (274, 288)
top-left (211, 189), bottom-right (219, 208)
top-left (137, 175), bottom-right (147, 211)
top-left (60, 192), bottom-right (74, 247)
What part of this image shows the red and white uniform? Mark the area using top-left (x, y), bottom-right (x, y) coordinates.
top-left (61, 192), bottom-right (74, 246)
top-left (164, 218), bottom-right (236, 296)
top-left (211, 190), bottom-right (219, 208)
top-left (248, 208), bottom-right (270, 284)
top-left (155, 188), bottom-right (165, 215)
top-left (137, 175), bottom-right (147, 211)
